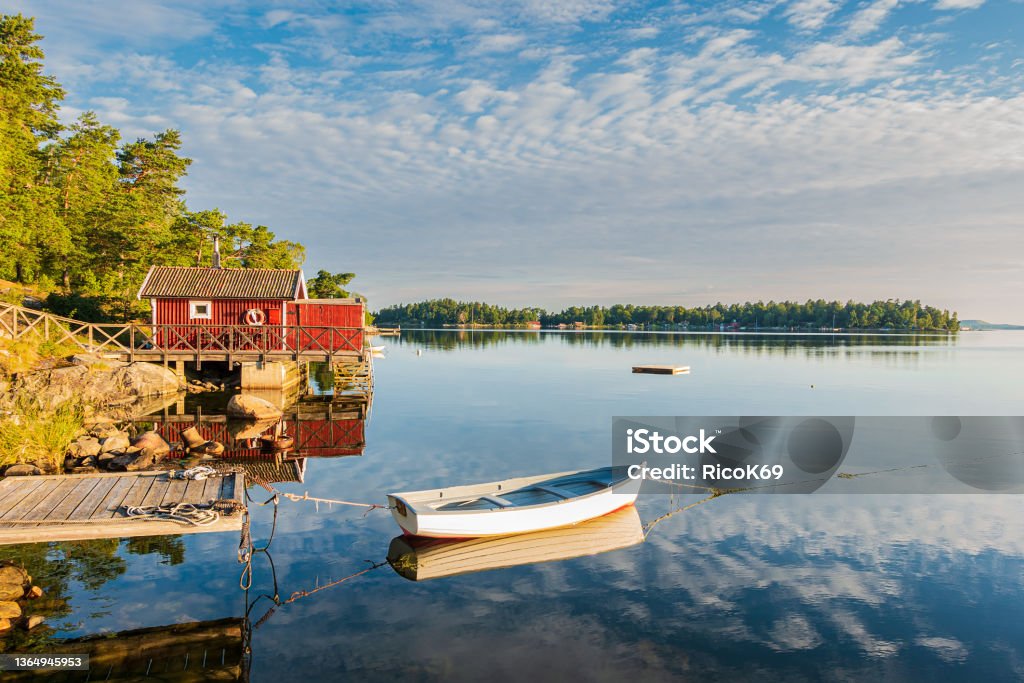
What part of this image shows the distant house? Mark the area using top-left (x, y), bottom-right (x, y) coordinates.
top-left (137, 266), bottom-right (364, 353)
top-left (526, 320), bottom-right (541, 329)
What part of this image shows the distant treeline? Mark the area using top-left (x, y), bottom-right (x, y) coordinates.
top-left (374, 299), bottom-right (960, 331)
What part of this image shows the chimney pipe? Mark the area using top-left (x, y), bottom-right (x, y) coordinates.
top-left (212, 236), bottom-right (222, 269)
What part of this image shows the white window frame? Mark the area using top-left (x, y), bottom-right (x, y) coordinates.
top-left (189, 300), bottom-right (213, 320)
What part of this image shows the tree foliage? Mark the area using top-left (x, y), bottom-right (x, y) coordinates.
top-left (375, 298), bottom-right (959, 331)
top-left (0, 15), bottom-right (327, 322)
top-left (307, 270), bottom-right (356, 298)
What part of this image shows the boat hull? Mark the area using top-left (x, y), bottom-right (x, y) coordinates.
top-left (388, 471), bottom-right (641, 538)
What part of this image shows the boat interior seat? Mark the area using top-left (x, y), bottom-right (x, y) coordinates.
top-left (480, 495), bottom-right (514, 508)
top-left (533, 484), bottom-right (577, 499)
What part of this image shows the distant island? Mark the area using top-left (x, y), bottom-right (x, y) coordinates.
top-left (375, 299), bottom-right (960, 331)
top-left (959, 320), bottom-right (1024, 331)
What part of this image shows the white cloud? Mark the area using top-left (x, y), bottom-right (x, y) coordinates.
top-left (624, 26), bottom-right (660, 39)
top-left (471, 33), bottom-right (527, 54)
top-left (934, 0), bottom-right (985, 8)
top-left (846, 0), bottom-right (900, 37)
top-left (785, 0), bottom-right (844, 31)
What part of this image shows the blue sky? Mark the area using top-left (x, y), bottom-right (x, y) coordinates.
top-left (4, 0), bottom-right (1023, 319)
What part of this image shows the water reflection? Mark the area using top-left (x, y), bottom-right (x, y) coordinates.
top-left (1, 330), bottom-right (1022, 682)
top-left (3, 617), bottom-right (247, 681)
top-left (387, 505), bottom-right (644, 581)
top-left (398, 328), bottom-right (959, 354)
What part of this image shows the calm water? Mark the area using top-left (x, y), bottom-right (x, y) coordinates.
top-left (5, 330), bottom-right (1024, 681)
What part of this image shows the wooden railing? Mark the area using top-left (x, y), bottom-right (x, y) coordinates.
top-left (0, 302), bottom-right (365, 361)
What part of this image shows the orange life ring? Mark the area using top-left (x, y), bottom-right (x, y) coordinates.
top-left (244, 309), bottom-right (266, 326)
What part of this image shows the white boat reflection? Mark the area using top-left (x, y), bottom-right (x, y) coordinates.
top-left (387, 505), bottom-right (644, 581)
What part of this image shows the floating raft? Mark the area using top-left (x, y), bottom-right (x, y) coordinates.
top-left (632, 365), bottom-right (691, 375)
top-left (0, 471), bottom-right (245, 545)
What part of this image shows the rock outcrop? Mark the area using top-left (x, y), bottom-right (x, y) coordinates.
top-left (226, 394), bottom-right (283, 420)
top-left (1, 355), bottom-right (183, 419)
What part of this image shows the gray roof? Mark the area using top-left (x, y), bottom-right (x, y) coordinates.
top-left (137, 267), bottom-right (305, 300)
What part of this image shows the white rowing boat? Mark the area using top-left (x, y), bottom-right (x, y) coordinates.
top-left (387, 505), bottom-right (644, 581)
top-left (386, 466), bottom-right (641, 538)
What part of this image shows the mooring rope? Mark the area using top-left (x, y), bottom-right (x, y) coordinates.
top-left (280, 491), bottom-right (390, 514)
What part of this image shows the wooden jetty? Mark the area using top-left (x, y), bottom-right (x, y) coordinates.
top-left (0, 471), bottom-right (245, 546)
top-left (632, 364), bottom-right (691, 375)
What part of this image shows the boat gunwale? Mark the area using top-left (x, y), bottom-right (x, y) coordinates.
top-left (388, 467), bottom-right (635, 517)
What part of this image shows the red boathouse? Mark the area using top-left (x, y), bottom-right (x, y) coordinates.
top-left (137, 266), bottom-right (365, 356)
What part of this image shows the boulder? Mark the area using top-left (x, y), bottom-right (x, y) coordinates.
top-left (100, 433), bottom-right (131, 453)
top-left (3, 464), bottom-right (40, 476)
top-left (124, 451), bottom-right (156, 471)
top-left (0, 601), bottom-right (21, 619)
top-left (226, 394), bottom-right (282, 420)
top-left (108, 451), bottom-right (155, 472)
top-left (90, 424), bottom-right (122, 440)
top-left (26, 585), bottom-right (43, 599)
top-left (74, 436), bottom-right (102, 457)
top-left (23, 615), bottom-right (45, 630)
top-left (97, 452), bottom-right (117, 468)
top-left (0, 618), bottom-right (12, 633)
top-left (0, 584), bottom-right (23, 601)
top-left (0, 565), bottom-right (28, 586)
top-left (132, 431), bottom-right (171, 459)
top-left (9, 362), bottom-right (183, 418)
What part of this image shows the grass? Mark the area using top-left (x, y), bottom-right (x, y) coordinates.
top-left (0, 335), bottom-right (79, 376)
top-left (0, 399), bottom-right (85, 472)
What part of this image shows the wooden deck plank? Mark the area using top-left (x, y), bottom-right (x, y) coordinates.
top-left (139, 474), bottom-right (171, 508)
top-left (23, 478), bottom-right (85, 521)
top-left (0, 478), bottom-right (47, 517)
top-left (112, 475), bottom-right (157, 515)
top-left (0, 478), bottom-right (36, 509)
top-left (181, 477), bottom-right (207, 505)
top-left (219, 475), bottom-right (235, 504)
top-left (93, 475), bottom-right (139, 519)
top-left (44, 478), bottom-right (102, 521)
top-left (233, 473), bottom-right (246, 505)
top-left (68, 477), bottom-right (118, 520)
top-left (160, 477), bottom-right (188, 507)
top-left (1, 479), bottom-right (61, 520)
top-left (201, 476), bottom-right (222, 504)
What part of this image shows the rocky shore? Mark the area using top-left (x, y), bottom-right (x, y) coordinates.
top-left (0, 562), bottom-right (47, 634)
top-left (1, 353), bottom-right (182, 420)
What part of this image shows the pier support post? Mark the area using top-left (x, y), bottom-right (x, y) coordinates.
top-left (240, 360), bottom-right (301, 391)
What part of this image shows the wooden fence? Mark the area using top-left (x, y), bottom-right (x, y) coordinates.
top-left (0, 302), bottom-right (366, 364)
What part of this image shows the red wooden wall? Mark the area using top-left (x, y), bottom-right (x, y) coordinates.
top-left (287, 301), bottom-right (364, 352)
top-left (150, 298), bottom-right (364, 352)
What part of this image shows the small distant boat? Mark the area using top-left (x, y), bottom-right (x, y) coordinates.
top-left (386, 466), bottom-right (641, 538)
top-left (387, 505), bottom-right (644, 581)
top-left (369, 345), bottom-right (386, 353)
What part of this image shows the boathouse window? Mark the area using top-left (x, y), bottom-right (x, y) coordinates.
top-left (189, 301), bottom-right (212, 319)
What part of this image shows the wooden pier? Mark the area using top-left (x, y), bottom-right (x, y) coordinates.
top-left (0, 471), bottom-right (245, 545)
top-left (632, 364), bottom-right (691, 375)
